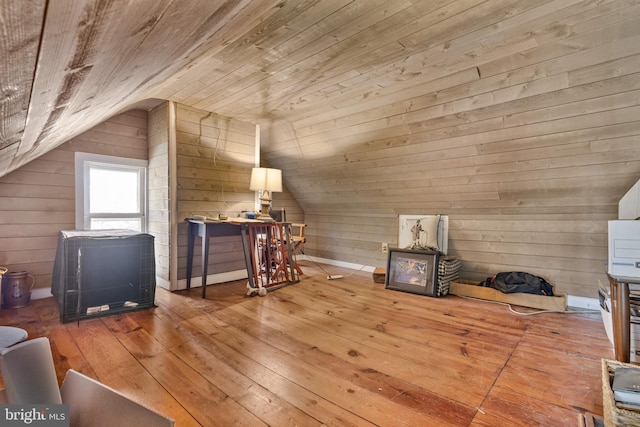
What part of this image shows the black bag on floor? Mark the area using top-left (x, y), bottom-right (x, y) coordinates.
top-left (479, 272), bottom-right (554, 296)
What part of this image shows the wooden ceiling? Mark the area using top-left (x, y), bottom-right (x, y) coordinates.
top-left (1, 0), bottom-right (638, 184)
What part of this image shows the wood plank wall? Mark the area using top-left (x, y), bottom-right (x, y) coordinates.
top-left (148, 102), bottom-right (171, 287)
top-left (0, 110), bottom-right (148, 292)
top-left (173, 104), bottom-right (304, 284)
top-left (174, 104), bottom-right (255, 283)
top-left (259, 0), bottom-right (640, 299)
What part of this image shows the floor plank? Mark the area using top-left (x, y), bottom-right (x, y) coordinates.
top-left (0, 261), bottom-right (613, 426)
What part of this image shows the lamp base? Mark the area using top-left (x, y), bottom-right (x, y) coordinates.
top-left (255, 203), bottom-right (274, 221)
top-left (259, 202), bottom-right (270, 217)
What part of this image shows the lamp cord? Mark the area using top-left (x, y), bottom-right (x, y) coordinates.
top-left (295, 247), bottom-right (383, 280)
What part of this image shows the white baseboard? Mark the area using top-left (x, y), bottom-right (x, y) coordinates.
top-left (566, 295), bottom-right (600, 311)
top-left (32, 287), bottom-right (54, 300)
top-left (155, 277), bottom-right (170, 290)
top-left (302, 255), bottom-right (377, 274)
top-left (174, 270), bottom-right (248, 291)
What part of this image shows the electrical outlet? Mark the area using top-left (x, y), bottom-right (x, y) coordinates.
top-left (381, 242), bottom-right (389, 253)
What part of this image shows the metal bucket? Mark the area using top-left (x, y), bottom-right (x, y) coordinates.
top-left (1, 271), bottom-right (35, 309)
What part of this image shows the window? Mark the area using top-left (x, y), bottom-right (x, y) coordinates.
top-left (75, 152), bottom-right (148, 232)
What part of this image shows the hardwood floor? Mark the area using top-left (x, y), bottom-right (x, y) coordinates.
top-left (1, 262), bottom-right (612, 426)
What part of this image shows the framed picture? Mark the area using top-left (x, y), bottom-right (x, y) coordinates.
top-left (398, 214), bottom-right (448, 255)
top-left (385, 248), bottom-right (439, 297)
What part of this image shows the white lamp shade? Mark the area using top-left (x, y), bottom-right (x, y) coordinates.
top-left (249, 167), bottom-right (282, 192)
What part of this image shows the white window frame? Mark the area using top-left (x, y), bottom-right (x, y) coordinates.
top-left (75, 152), bottom-right (148, 232)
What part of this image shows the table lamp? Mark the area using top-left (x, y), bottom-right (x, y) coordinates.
top-left (249, 167), bottom-right (282, 217)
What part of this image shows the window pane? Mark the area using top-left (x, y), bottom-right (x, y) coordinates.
top-left (90, 218), bottom-right (142, 232)
top-left (89, 168), bottom-right (140, 214)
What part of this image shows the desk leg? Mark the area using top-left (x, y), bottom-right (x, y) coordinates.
top-left (240, 224), bottom-right (255, 290)
top-left (187, 223), bottom-right (195, 289)
top-left (612, 279), bottom-right (631, 363)
top-left (201, 233), bottom-right (210, 298)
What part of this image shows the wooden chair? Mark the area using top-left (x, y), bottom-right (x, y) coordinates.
top-left (266, 207), bottom-right (306, 273)
top-left (248, 223), bottom-right (297, 290)
top-left (288, 223), bottom-right (306, 275)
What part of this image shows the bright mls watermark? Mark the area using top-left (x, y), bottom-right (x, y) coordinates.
top-left (1, 405), bottom-right (68, 426)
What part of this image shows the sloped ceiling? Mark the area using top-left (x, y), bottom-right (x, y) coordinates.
top-left (2, 0), bottom-right (639, 213)
top-left (0, 0), bottom-right (285, 173)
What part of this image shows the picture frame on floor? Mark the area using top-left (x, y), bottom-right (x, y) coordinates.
top-left (385, 248), bottom-right (439, 297)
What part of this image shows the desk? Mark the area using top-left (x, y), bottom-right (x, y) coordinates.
top-left (186, 220), bottom-right (255, 298)
top-left (186, 220), bottom-right (299, 298)
top-left (608, 274), bottom-right (640, 362)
